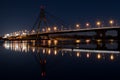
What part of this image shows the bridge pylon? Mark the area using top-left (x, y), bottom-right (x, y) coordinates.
top-left (30, 6), bottom-right (48, 41)
top-left (37, 6), bottom-right (48, 33)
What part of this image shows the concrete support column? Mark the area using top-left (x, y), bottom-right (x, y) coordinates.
top-left (96, 30), bottom-right (106, 49)
top-left (118, 29), bottom-right (120, 50)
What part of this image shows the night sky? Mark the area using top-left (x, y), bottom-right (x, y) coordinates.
top-left (0, 0), bottom-right (120, 35)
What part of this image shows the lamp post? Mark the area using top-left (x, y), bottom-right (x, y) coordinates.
top-left (53, 26), bottom-right (57, 31)
top-left (42, 28), bottom-right (45, 32)
top-left (76, 24), bottom-right (80, 29)
top-left (109, 20), bottom-right (114, 27)
top-left (86, 23), bottom-right (90, 28)
top-left (47, 27), bottom-right (51, 32)
top-left (96, 21), bottom-right (101, 28)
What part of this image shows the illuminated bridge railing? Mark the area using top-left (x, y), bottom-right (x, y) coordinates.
top-left (2, 26), bottom-right (120, 39)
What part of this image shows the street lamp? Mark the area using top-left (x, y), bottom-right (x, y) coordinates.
top-left (53, 26), bottom-right (57, 31)
top-left (47, 27), bottom-right (51, 32)
top-left (109, 20), bottom-right (114, 27)
top-left (32, 30), bottom-right (35, 34)
top-left (86, 23), bottom-right (90, 28)
top-left (76, 24), bottom-right (80, 29)
top-left (96, 21), bottom-right (101, 27)
top-left (42, 28), bottom-right (45, 32)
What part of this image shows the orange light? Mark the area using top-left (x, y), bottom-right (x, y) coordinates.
top-left (48, 49), bottom-right (51, 55)
top-left (53, 26), bottom-right (57, 31)
top-left (110, 54), bottom-right (114, 60)
top-left (47, 27), bottom-right (51, 31)
top-left (48, 40), bottom-right (51, 45)
top-left (54, 40), bottom-right (58, 45)
top-left (86, 23), bottom-right (90, 27)
top-left (54, 50), bottom-right (57, 55)
top-left (86, 39), bottom-right (91, 43)
top-left (109, 20), bottom-right (114, 25)
top-left (97, 39), bottom-right (102, 43)
top-left (76, 24), bottom-right (80, 27)
top-left (77, 52), bottom-right (80, 57)
top-left (96, 21), bottom-right (101, 27)
top-left (86, 53), bottom-right (90, 58)
top-left (76, 24), bottom-right (80, 29)
top-left (97, 54), bottom-right (101, 59)
top-left (76, 40), bottom-right (81, 43)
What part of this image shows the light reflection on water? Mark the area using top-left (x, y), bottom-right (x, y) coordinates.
top-left (0, 39), bottom-right (120, 80)
top-left (3, 40), bottom-right (120, 61)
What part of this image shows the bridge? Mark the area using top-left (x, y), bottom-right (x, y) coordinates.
top-left (1, 7), bottom-right (120, 41)
top-left (3, 26), bottom-right (120, 41)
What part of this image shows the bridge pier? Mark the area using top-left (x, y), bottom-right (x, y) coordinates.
top-left (96, 43), bottom-right (107, 50)
top-left (96, 30), bottom-right (106, 39)
top-left (40, 35), bottom-right (50, 40)
top-left (96, 30), bottom-right (106, 49)
top-left (47, 35), bottom-right (50, 40)
top-left (118, 29), bottom-right (120, 50)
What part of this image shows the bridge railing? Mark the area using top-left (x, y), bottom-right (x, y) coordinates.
top-left (2, 26), bottom-right (120, 38)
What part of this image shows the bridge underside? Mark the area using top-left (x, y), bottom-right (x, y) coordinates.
top-left (5, 33), bottom-right (119, 41)
top-left (3, 27), bottom-right (120, 41)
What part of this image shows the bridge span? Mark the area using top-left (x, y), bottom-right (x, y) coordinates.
top-left (2, 26), bottom-right (119, 41)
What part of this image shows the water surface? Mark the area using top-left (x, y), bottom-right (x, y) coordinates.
top-left (0, 40), bottom-right (120, 80)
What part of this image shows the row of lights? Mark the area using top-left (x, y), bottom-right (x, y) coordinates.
top-left (3, 41), bottom-right (116, 60)
top-left (3, 20), bottom-right (115, 38)
top-left (76, 20), bottom-right (114, 28)
top-left (40, 20), bottom-right (115, 32)
top-left (31, 26), bottom-right (58, 34)
top-left (3, 30), bottom-right (29, 38)
top-left (41, 20), bottom-right (114, 32)
top-left (41, 49), bottom-right (115, 61)
top-left (42, 26), bottom-right (58, 32)
top-left (32, 20), bottom-right (115, 33)
top-left (72, 52), bottom-right (115, 60)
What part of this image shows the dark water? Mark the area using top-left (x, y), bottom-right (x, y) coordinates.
top-left (0, 39), bottom-right (120, 80)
